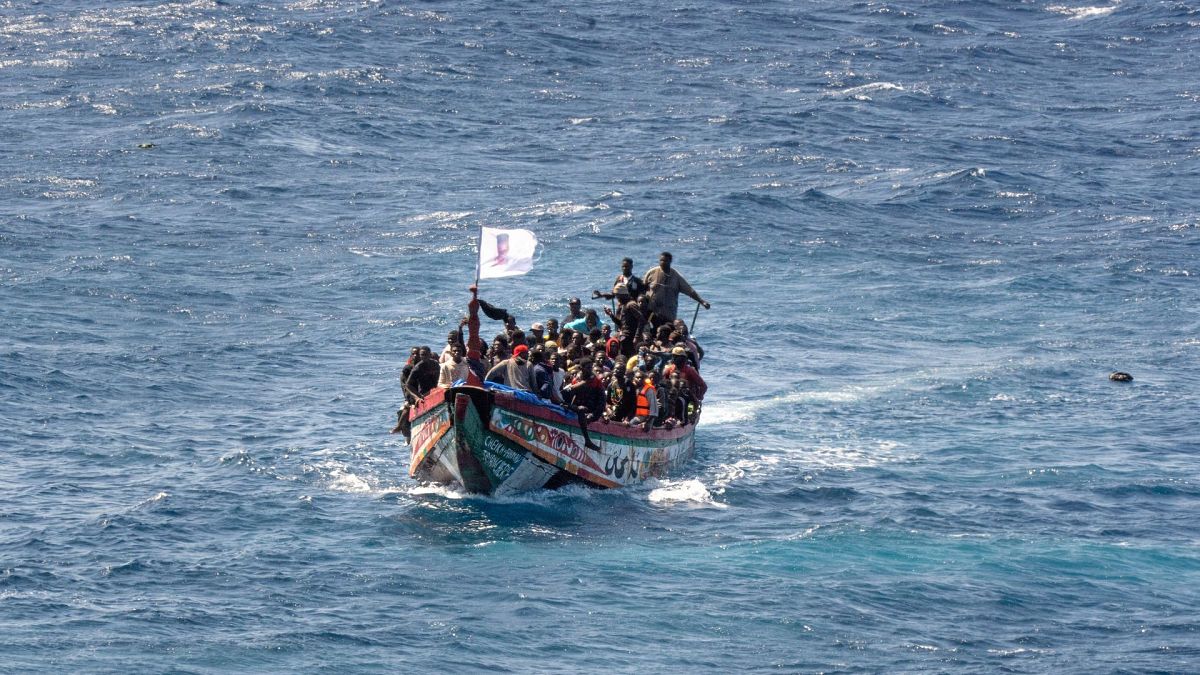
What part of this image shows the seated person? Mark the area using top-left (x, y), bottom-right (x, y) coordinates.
top-left (563, 358), bottom-right (605, 450)
top-left (629, 369), bottom-right (660, 432)
top-left (438, 344), bottom-right (469, 388)
top-left (485, 344), bottom-right (532, 391)
top-left (529, 348), bottom-right (557, 402)
top-left (662, 345), bottom-right (707, 402)
top-left (405, 346), bottom-right (441, 400)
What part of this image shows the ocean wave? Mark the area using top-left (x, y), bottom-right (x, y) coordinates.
top-left (702, 388), bottom-right (878, 425)
top-left (823, 82), bottom-right (905, 100)
top-left (1047, 4), bottom-right (1120, 20)
top-left (646, 479), bottom-right (726, 508)
top-left (803, 440), bottom-right (911, 471)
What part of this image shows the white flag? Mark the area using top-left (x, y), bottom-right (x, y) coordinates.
top-left (478, 227), bottom-right (537, 279)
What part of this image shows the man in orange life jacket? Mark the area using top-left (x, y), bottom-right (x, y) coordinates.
top-left (633, 370), bottom-right (660, 432)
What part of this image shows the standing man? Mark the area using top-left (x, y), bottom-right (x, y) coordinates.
top-left (616, 257), bottom-right (646, 299)
top-left (643, 251), bottom-right (710, 328)
top-left (604, 286), bottom-right (644, 357)
top-left (593, 257), bottom-right (646, 301)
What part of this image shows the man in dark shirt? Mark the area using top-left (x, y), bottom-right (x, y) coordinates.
top-left (530, 348), bottom-right (557, 402)
top-left (563, 358), bottom-right (605, 451)
top-left (604, 288), bottom-right (644, 358)
top-left (391, 346), bottom-right (422, 438)
top-left (404, 346), bottom-right (441, 401)
top-left (562, 297), bottom-right (585, 326)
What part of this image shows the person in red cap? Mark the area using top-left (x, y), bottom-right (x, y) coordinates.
top-left (484, 343), bottom-right (532, 391)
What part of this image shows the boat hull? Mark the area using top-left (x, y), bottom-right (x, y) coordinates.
top-left (407, 384), bottom-right (696, 495)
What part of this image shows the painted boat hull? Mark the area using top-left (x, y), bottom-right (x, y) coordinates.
top-left (406, 384), bottom-right (696, 495)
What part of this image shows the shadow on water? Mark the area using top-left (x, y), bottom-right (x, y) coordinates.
top-left (378, 485), bottom-right (631, 548)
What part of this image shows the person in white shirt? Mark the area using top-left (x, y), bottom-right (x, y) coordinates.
top-left (438, 344), bottom-right (469, 388)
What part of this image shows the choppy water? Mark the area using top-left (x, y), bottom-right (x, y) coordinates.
top-left (3, 0), bottom-right (1200, 671)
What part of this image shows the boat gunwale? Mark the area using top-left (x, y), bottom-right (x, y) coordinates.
top-left (469, 387), bottom-right (697, 442)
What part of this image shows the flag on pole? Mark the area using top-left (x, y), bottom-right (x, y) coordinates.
top-left (478, 227), bottom-right (537, 279)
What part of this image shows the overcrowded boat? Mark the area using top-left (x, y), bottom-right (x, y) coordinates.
top-left (395, 235), bottom-right (711, 496)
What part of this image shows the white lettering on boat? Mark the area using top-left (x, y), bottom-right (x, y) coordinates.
top-left (479, 435), bottom-right (523, 478)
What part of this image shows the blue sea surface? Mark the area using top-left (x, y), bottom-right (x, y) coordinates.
top-left (3, 0), bottom-right (1200, 671)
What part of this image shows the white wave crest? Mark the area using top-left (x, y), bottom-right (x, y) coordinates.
top-left (1047, 4), bottom-right (1118, 19)
top-left (133, 491), bottom-right (170, 509)
top-left (306, 458), bottom-right (401, 495)
top-left (647, 479), bottom-right (726, 508)
top-left (507, 201), bottom-right (602, 219)
top-left (825, 82), bottom-right (905, 100)
top-left (402, 210), bottom-right (473, 225)
top-left (803, 440), bottom-right (909, 470)
top-left (702, 389), bottom-right (869, 425)
top-left (710, 455), bottom-right (782, 492)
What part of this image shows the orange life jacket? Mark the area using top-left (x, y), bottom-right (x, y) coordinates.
top-left (635, 381), bottom-right (656, 417)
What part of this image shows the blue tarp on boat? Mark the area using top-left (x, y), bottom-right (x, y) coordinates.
top-left (452, 380), bottom-right (577, 420)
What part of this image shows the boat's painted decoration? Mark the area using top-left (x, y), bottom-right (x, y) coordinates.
top-left (407, 382), bottom-right (697, 495)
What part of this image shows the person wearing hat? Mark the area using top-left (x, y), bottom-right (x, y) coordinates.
top-left (528, 322), bottom-right (545, 346)
top-left (562, 297), bottom-right (585, 327)
top-left (662, 345), bottom-right (706, 402)
top-left (484, 343), bottom-right (533, 391)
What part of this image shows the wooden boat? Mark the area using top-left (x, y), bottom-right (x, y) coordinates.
top-left (404, 289), bottom-right (699, 495)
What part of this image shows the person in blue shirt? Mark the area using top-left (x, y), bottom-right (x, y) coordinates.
top-left (563, 308), bottom-right (603, 335)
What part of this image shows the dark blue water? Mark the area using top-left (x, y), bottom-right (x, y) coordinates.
top-left (4, 1), bottom-right (1200, 671)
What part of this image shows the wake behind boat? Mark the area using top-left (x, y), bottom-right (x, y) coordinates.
top-left (395, 239), bottom-right (711, 496)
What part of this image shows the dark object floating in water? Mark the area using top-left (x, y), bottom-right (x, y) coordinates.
top-left (1109, 372), bottom-right (1133, 382)
top-left (137, 143), bottom-right (156, 149)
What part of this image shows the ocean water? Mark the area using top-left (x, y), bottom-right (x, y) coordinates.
top-left (3, 0), bottom-right (1199, 671)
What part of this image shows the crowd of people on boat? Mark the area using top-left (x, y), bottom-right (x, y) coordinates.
top-left (393, 252), bottom-right (711, 449)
